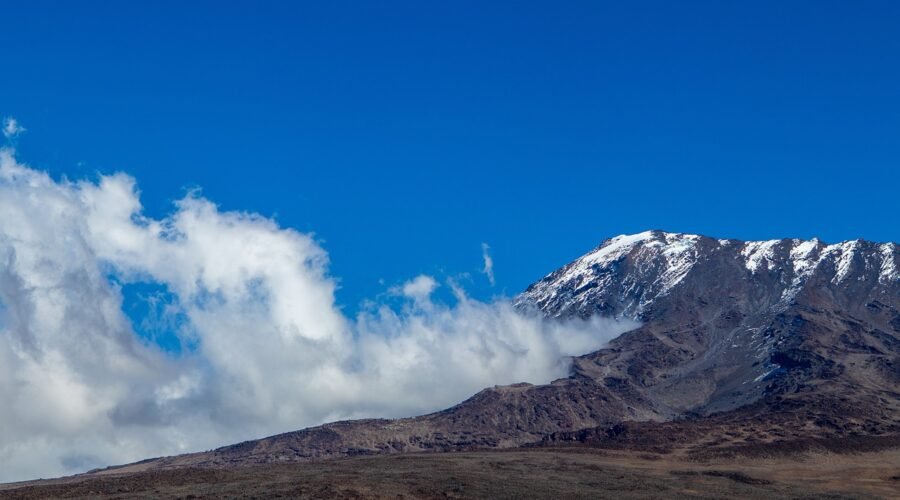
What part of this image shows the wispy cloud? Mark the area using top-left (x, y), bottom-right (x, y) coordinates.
top-left (0, 146), bottom-right (637, 482)
top-left (2, 117), bottom-right (24, 139)
top-left (481, 242), bottom-right (495, 286)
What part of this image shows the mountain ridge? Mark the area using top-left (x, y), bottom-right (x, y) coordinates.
top-left (518, 230), bottom-right (897, 320)
top-left (79, 230), bottom-right (900, 474)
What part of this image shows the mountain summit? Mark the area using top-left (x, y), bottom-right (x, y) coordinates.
top-left (519, 230), bottom-right (898, 320)
top-left (89, 231), bottom-right (900, 471)
top-left (518, 230), bottom-right (899, 418)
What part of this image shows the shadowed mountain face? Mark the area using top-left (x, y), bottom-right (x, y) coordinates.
top-left (94, 231), bottom-right (900, 472)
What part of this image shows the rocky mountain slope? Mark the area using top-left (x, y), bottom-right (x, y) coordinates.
top-left (92, 231), bottom-right (900, 472)
top-left (519, 230), bottom-right (899, 416)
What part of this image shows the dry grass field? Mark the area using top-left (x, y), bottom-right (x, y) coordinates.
top-left (1, 448), bottom-right (898, 499)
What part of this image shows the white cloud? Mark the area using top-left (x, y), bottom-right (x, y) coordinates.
top-left (398, 274), bottom-right (438, 301)
top-left (2, 117), bottom-right (24, 139)
top-left (0, 147), bottom-right (638, 482)
top-left (481, 242), bottom-right (495, 286)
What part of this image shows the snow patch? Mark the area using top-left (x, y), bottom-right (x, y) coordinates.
top-left (880, 243), bottom-right (898, 284)
top-left (580, 231), bottom-right (659, 267)
top-left (831, 240), bottom-right (860, 284)
top-left (753, 368), bottom-right (777, 383)
top-left (741, 240), bottom-right (781, 273)
top-left (656, 233), bottom-right (701, 297)
top-left (778, 238), bottom-right (823, 305)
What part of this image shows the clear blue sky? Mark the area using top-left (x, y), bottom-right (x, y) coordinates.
top-left (2, 1), bottom-right (898, 310)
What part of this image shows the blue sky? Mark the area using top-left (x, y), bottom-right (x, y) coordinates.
top-left (2, 1), bottom-right (899, 310)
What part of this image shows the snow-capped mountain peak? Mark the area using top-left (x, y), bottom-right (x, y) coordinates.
top-left (517, 231), bottom-right (899, 320)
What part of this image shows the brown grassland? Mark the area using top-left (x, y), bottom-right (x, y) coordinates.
top-left (1, 447), bottom-right (898, 499)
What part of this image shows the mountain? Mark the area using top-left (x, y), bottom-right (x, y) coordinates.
top-left (518, 230), bottom-right (900, 416)
top-left (91, 231), bottom-right (900, 472)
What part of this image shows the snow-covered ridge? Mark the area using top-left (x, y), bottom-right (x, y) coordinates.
top-left (738, 237), bottom-right (896, 286)
top-left (553, 230), bottom-right (701, 298)
top-left (579, 231), bottom-right (660, 268)
top-left (741, 240), bottom-right (782, 273)
top-left (520, 231), bottom-right (899, 317)
top-left (521, 230), bottom-right (704, 315)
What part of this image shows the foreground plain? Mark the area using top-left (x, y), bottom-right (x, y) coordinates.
top-left (1, 448), bottom-right (898, 499)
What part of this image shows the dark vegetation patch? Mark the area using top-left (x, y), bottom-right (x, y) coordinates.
top-left (670, 469), bottom-right (772, 485)
top-left (688, 434), bottom-right (900, 461)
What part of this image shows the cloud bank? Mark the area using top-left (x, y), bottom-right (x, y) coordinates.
top-left (0, 145), bottom-right (636, 482)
